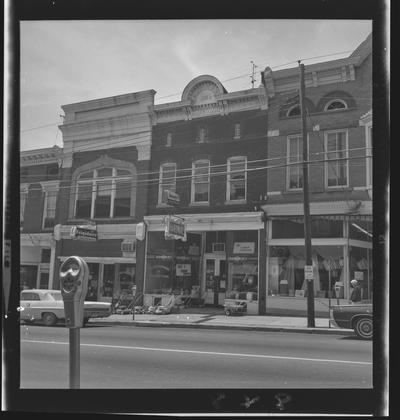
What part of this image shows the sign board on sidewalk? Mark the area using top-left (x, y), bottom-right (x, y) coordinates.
top-left (304, 265), bottom-right (314, 280)
top-left (70, 225), bottom-right (97, 241)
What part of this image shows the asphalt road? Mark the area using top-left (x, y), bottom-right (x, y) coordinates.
top-left (20, 324), bottom-right (372, 388)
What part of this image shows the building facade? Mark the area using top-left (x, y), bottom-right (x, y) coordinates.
top-left (20, 146), bottom-right (62, 290)
top-left (143, 75), bottom-right (269, 313)
top-left (261, 33), bottom-right (372, 304)
top-left (53, 90), bottom-right (155, 302)
top-left (20, 34), bottom-right (373, 315)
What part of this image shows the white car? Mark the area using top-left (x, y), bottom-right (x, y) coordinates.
top-left (20, 289), bottom-right (111, 326)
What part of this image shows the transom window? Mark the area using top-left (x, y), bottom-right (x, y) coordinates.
top-left (75, 167), bottom-right (132, 219)
top-left (287, 105), bottom-right (301, 117)
top-left (191, 160), bottom-right (210, 203)
top-left (287, 135), bottom-right (304, 190)
top-left (158, 163), bottom-right (177, 205)
top-left (324, 99), bottom-right (347, 111)
top-left (325, 130), bottom-right (348, 187)
top-left (227, 157), bottom-right (247, 201)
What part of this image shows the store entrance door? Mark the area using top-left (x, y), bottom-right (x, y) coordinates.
top-left (204, 257), bottom-right (226, 306)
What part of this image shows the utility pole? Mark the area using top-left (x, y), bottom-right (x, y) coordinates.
top-left (250, 61), bottom-right (257, 88)
top-left (298, 61), bottom-right (315, 328)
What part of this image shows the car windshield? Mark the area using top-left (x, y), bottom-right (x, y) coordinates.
top-left (48, 292), bottom-right (63, 301)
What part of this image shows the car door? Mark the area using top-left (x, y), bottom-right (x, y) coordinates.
top-left (20, 291), bottom-right (37, 320)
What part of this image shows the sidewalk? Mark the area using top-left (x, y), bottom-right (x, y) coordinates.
top-left (89, 312), bottom-right (354, 335)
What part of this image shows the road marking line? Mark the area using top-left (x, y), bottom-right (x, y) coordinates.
top-left (21, 339), bottom-right (372, 366)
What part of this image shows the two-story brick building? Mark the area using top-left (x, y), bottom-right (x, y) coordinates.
top-left (260, 33), bottom-right (372, 304)
top-left (20, 146), bottom-right (62, 290)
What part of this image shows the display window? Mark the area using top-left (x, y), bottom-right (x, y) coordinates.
top-left (20, 265), bottom-right (38, 290)
top-left (268, 245), bottom-right (345, 298)
top-left (86, 263), bottom-right (100, 301)
top-left (349, 246), bottom-right (372, 301)
top-left (145, 232), bottom-right (201, 296)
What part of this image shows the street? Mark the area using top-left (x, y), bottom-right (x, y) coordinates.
top-left (20, 325), bottom-right (372, 388)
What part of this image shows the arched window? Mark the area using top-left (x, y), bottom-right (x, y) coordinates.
top-left (74, 166), bottom-right (133, 219)
top-left (324, 99), bottom-right (347, 111)
top-left (287, 105), bottom-right (301, 117)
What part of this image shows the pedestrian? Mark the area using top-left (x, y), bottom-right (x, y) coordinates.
top-left (350, 279), bottom-right (362, 303)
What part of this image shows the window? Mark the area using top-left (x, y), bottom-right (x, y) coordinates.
top-left (43, 189), bottom-right (57, 229)
top-left (287, 105), bottom-right (301, 117)
top-left (325, 130), bottom-right (348, 187)
top-left (20, 292), bottom-right (40, 301)
top-left (287, 135), bottom-right (303, 190)
top-left (166, 133), bottom-right (172, 147)
top-left (324, 99), bottom-right (347, 111)
top-left (20, 188), bottom-right (27, 227)
top-left (75, 167), bottom-right (132, 219)
top-left (196, 127), bottom-right (208, 143)
top-left (158, 163), bottom-right (177, 205)
top-left (41, 248), bottom-right (51, 263)
top-left (234, 123), bottom-right (241, 139)
top-left (191, 160), bottom-right (210, 203)
top-left (227, 157), bottom-right (247, 201)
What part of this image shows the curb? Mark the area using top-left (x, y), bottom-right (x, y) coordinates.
top-left (88, 320), bottom-right (355, 336)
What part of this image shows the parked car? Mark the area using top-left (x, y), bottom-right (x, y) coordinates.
top-left (331, 302), bottom-right (373, 339)
top-left (224, 299), bottom-right (247, 316)
top-left (20, 289), bottom-right (112, 326)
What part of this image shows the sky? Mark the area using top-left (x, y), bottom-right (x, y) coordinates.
top-left (20, 19), bottom-right (372, 151)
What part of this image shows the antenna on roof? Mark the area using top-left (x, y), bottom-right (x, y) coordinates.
top-left (250, 61), bottom-right (258, 88)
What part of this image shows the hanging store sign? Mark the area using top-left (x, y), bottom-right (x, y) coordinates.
top-left (164, 215), bottom-right (186, 240)
top-left (70, 225), bottom-right (97, 241)
top-left (233, 242), bottom-right (255, 254)
top-left (136, 222), bottom-right (146, 241)
top-left (165, 190), bottom-right (180, 206)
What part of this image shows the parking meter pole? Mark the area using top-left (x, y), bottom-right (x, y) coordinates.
top-left (69, 328), bottom-right (80, 389)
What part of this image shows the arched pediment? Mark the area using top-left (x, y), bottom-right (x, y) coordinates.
top-left (182, 75), bottom-right (227, 105)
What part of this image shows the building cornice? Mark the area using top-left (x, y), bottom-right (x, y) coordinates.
top-left (20, 146), bottom-right (62, 167)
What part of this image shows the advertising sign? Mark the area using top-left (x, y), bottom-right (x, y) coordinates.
top-left (164, 215), bottom-right (186, 240)
top-left (176, 264), bottom-right (191, 276)
top-left (304, 265), bottom-right (314, 280)
top-left (233, 242), bottom-right (255, 254)
top-left (70, 225), bottom-right (97, 241)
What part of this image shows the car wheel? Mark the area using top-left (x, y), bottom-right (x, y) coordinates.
top-left (225, 309), bottom-right (232, 316)
top-left (42, 312), bottom-right (57, 326)
top-left (354, 317), bottom-right (372, 340)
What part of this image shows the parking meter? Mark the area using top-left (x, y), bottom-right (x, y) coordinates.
top-left (59, 256), bottom-right (89, 329)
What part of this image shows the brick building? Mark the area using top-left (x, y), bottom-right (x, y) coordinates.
top-left (53, 90), bottom-right (155, 302)
top-left (19, 33), bottom-right (372, 315)
top-left (144, 75), bottom-right (269, 314)
top-left (20, 146), bottom-right (62, 289)
top-left (260, 33), bottom-right (372, 303)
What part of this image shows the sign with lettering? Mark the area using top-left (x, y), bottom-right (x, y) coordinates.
top-left (233, 242), bottom-right (255, 254)
top-left (164, 215), bottom-right (186, 240)
top-left (70, 225), bottom-right (97, 241)
top-left (165, 190), bottom-right (180, 206)
top-left (176, 264), bottom-right (191, 276)
top-left (304, 265), bottom-right (314, 280)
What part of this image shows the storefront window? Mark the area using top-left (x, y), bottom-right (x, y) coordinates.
top-left (20, 265), bottom-right (38, 290)
top-left (226, 231), bottom-right (258, 300)
top-left (205, 231), bottom-right (226, 253)
top-left (349, 246), bottom-right (372, 301)
top-left (86, 263), bottom-right (100, 301)
top-left (268, 245), bottom-right (344, 298)
top-left (145, 232), bottom-right (201, 295)
top-left (271, 218), bottom-right (343, 239)
top-left (102, 264), bottom-right (115, 299)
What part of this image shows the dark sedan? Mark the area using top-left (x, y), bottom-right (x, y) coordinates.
top-left (331, 303), bottom-right (372, 339)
